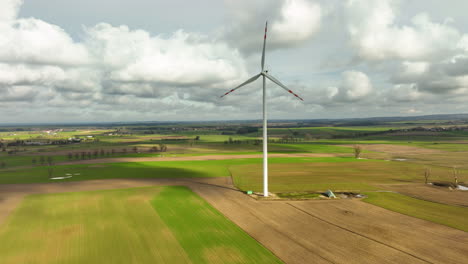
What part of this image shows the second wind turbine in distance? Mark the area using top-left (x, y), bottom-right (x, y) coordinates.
top-left (220, 21), bottom-right (304, 197)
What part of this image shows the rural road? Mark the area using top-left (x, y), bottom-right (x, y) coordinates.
top-left (0, 177), bottom-right (467, 264)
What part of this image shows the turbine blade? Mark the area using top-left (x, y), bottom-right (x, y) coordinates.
top-left (220, 74), bottom-right (261, 98)
top-left (264, 73), bottom-right (304, 101)
top-left (261, 21), bottom-right (267, 71)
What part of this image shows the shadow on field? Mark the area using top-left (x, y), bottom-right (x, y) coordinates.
top-left (0, 162), bottom-right (218, 184)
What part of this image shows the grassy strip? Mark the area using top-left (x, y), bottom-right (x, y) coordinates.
top-left (152, 186), bottom-right (283, 264)
top-left (363, 192), bottom-right (468, 232)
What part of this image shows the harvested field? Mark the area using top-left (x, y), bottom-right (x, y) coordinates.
top-left (1, 178), bottom-right (467, 264)
top-left (363, 191), bottom-right (468, 231)
top-left (345, 144), bottom-right (468, 169)
top-left (230, 160), bottom-right (468, 192)
top-left (378, 183), bottom-right (468, 207)
top-left (287, 200), bottom-right (468, 263)
top-left (401, 152), bottom-right (468, 169)
top-left (343, 144), bottom-right (443, 155)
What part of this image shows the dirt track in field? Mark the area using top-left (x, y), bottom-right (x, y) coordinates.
top-left (57, 153), bottom-right (341, 165)
top-left (0, 178), bottom-right (467, 264)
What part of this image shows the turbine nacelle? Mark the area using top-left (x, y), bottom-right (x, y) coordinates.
top-left (220, 21), bottom-right (303, 101)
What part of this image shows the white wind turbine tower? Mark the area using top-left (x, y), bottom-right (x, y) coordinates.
top-left (220, 21), bottom-right (304, 197)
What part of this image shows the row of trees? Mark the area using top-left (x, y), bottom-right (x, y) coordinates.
top-left (65, 145), bottom-right (168, 161)
top-left (24, 145), bottom-right (171, 166)
top-left (67, 151), bottom-right (109, 161)
top-left (31, 156), bottom-right (54, 166)
top-left (1, 147), bottom-right (24, 154)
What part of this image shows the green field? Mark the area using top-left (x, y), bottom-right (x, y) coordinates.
top-left (230, 159), bottom-right (467, 192)
top-left (412, 142), bottom-right (468, 152)
top-left (0, 186), bottom-right (282, 264)
top-left (0, 140), bottom-right (354, 170)
top-left (0, 157), bottom-right (359, 184)
top-left (1, 156), bottom-right (465, 194)
top-left (363, 192), bottom-right (468, 232)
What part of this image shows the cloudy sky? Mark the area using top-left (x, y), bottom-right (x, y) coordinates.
top-left (1, 0), bottom-right (468, 123)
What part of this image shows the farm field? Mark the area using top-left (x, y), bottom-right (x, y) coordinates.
top-left (363, 192), bottom-right (468, 232)
top-left (378, 183), bottom-right (468, 207)
top-left (0, 156), bottom-right (350, 184)
top-left (1, 177), bottom-right (467, 264)
top-left (1, 120), bottom-right (468, 263)
top-left (0, 186), bottom-right (282, 264)
top-left (231, 158), bottom-right (468, 192)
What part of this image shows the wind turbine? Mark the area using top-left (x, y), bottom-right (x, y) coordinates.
top-left (220, 21), bottom-right (304, 197)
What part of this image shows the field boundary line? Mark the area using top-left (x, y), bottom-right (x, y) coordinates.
top-left (286, 203), bottom-right (433, 264)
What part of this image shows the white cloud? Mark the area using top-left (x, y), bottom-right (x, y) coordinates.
top-left (443, 54), bottom-right (468, 76)
top-left (401, 61), bottom-right (429, 76)
top-left (0, 63), bottom-right (64, 85)
top-left (0, 0), bottom-right (89, 68)
top-left (0, 0), bottom-right (22, 22)
top-left (0, 0), bottom-right (325, 121)
top-left (0, 1), bottom-right (250, 107)
top-left (326, 86), bottom-right (339, 99)
top-left (390, 56), bottom-right (468, 95)
top-left (331, 70), bottom-right (373, 101)
top-left (388, 84), bottom-right (422, 102)
top-left (224, 0), bottom-right (322, 53)
top-left (0, 85), bottom-right (38, 102)
top-left (344, 0), bottom-right (468, 101)
top-left (345, 0), bottom-right (461, 61)
top-left (391, 61), bottom-right (429, 83)
top-left (270, 0), bottom-right (322, 46)
top-left (0, 18), bottom-right (90, 66)
top-left (402, 108), bottom-right (422, 114)
top-left (86, 24), bottom-right (247, 86)
top-left (3, 0), bottom-right (468, 122)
